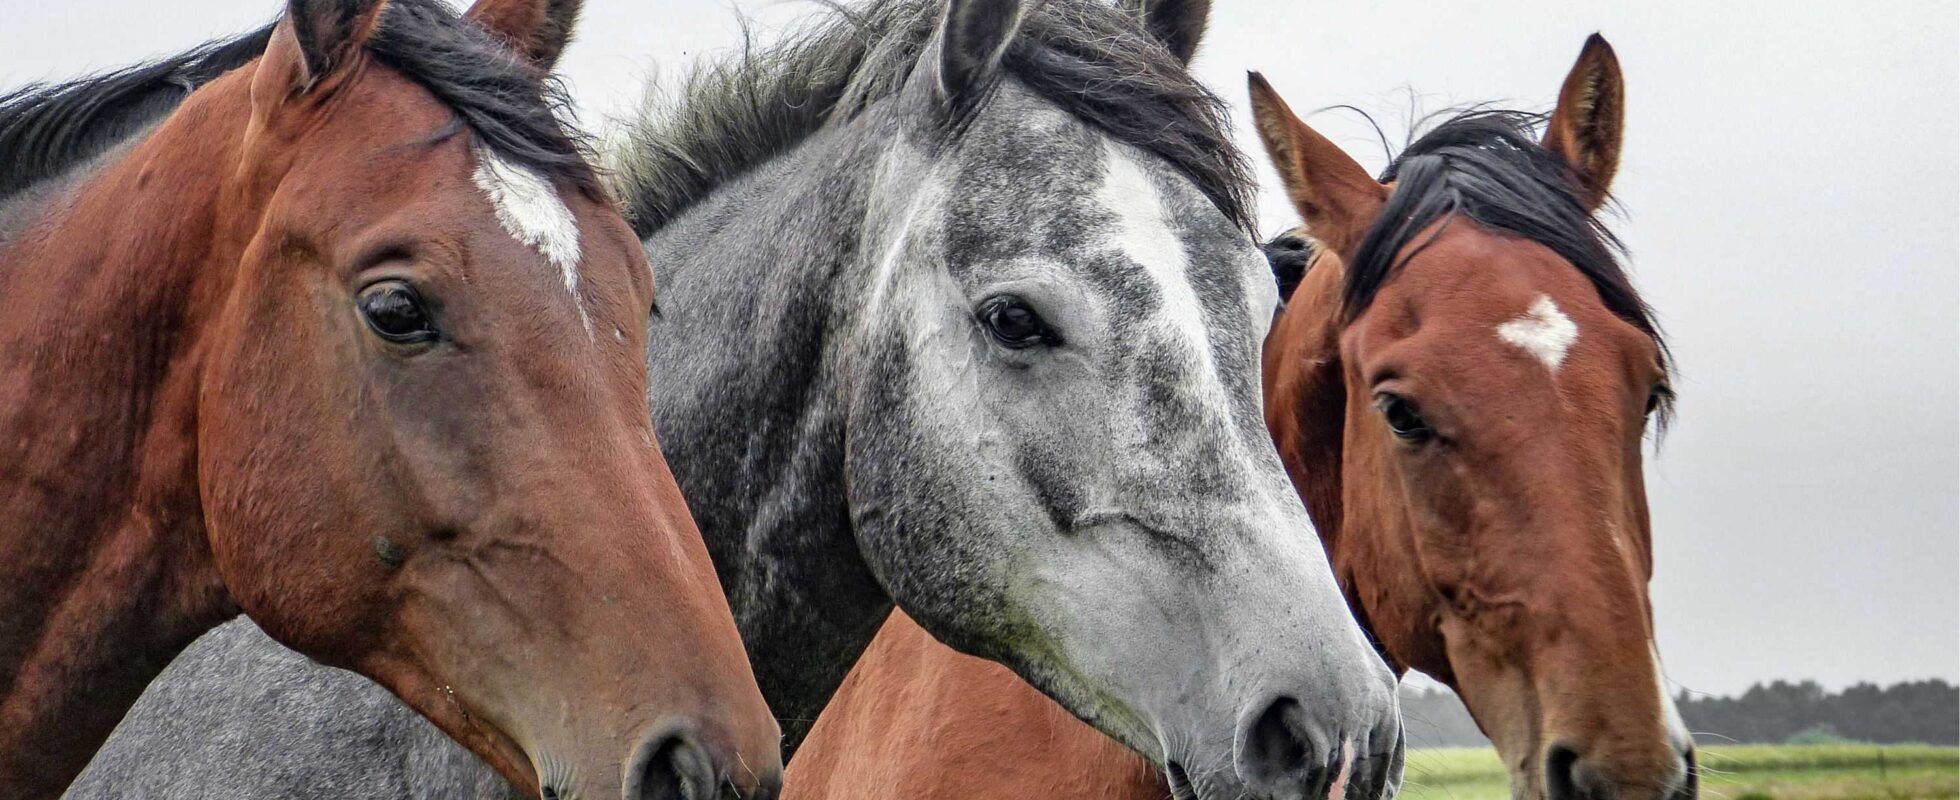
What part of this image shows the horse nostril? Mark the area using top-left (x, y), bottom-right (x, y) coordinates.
top-left (625, 726), bottom-right (716, 800)
top-left (1239, 695), bottom-right (1343, 797)
top-left (1546, 744), bottom-right (1583, 800)
top-left (1249, 696), bottom-right (1310, 773)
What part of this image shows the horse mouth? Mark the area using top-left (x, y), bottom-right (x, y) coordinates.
top-left (1165, 761), bottom-right (1200, 800)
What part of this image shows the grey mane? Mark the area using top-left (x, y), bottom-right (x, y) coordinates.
top-left (610, 0), bottom-right (1255, 235)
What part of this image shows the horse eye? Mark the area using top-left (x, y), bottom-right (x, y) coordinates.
top-left (1373, 393), bottom-right (1433, 443)
top-left (979, 296), bottom-right (1058, 349)
top-left (358, 281), bottom-right (437, 345)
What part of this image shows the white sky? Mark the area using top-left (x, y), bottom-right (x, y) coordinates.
top-left (5, 0), bottom-right (1955, 698)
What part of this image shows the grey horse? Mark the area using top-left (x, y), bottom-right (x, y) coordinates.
top-left (72, 0), bottom-right (1403, 797)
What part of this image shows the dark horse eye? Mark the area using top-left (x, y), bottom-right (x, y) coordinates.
top-left (358, 280), bottom-right (437, 344)
top-left (979, 296), bottom-right (1057, 349)
top-left (1373, 393), bottom-right (1433, 443)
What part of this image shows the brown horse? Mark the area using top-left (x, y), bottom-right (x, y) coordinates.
top-left (0, 1), bottom-right (780, 798)
top-left (784, 35), bottom-right (1694, 800)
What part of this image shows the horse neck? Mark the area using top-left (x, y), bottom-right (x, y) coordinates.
top-left (0, 121), bottom-right (158, 246)
top-left (639, 121), bottom-right (896, 750)
top-left (0, 76), bottom-right (253, 792)
top-left (1266, 260), bottom-right (1422, 677)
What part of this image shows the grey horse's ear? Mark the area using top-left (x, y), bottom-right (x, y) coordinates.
top-left (1135, 0), bottom-right (1209, 64)
top-left (936, 0), bottom-right (1024, 108)
top-left (465, 0), bottom-right (583, 73)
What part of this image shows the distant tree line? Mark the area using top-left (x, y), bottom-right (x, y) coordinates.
top-left (1677, 679), bottom-right (1957, 746)
top-left (1395, 679), bottom-right (1959, 749)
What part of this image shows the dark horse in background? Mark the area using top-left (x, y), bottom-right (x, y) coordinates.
top-left (0, 1), bottom-right (783, 798)
top-left (781, 35), bottom-right (1698, 800)
top-left (74, 0), bottom-right (1403, 798)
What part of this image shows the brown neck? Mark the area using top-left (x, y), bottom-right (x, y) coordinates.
top-left (1264, 255), bottom-right (1347, 546)
top-left (0, 83), bottom-right (251, 799)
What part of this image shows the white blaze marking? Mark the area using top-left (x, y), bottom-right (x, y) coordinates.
top-left (1497, 294), bottom-right (1579, 371)
top-left (472, 146), bottom-right (587, 330)
top-left (1096, 144), bottom-right (1221, 384)
top-left (1654, 647), bottom-right (1691, 746)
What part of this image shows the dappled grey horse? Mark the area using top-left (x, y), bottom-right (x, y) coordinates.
top-left (73, 0), bottom-right (1402, 796)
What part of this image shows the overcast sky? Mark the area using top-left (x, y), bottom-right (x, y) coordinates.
top-left (5, 1), bottom-right (1954, 698)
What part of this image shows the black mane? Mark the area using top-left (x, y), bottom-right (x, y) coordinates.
top-left (1344, 110), bottom-right (1671, 388)
top-left (0, 0), bottom-right (594, 203)
top-left (366, 0), bottom-right (596, 193)
top-left (0, 25), bottom-right (272, 201)
top-left (611, 0), bottom-right (1254, 235)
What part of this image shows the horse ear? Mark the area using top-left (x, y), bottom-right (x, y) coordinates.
top-left (935, 0), bottom-right (1024, 108)
top-left (251, 0), bottom-right (385, 114)
top-left (282, 0), bottom-right (388, 89)
top-left (1542, 33), bottom-right (1625, 212)
top-left (1134, 0), bottom-right (1210, 64)
top-left (1247, 72), bottom-right (1386, 259)
top-left (465, 0), bottom-right (582, 73)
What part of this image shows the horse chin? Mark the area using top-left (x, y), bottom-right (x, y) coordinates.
top-left (351, 654), bottom-right (542, 795)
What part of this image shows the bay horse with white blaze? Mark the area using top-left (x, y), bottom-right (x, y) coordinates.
top-left (0, 1), bottom-right (781, 798)
top-left (76, 0), bottom-right (1402, 797)
top-left (783, 35), bottom-right (1696, 800)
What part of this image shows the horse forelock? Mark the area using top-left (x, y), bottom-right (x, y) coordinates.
top-left (608, 0), bottom-right (1253, 238)
top-left (1339, 109), bottom-right (1673, 423)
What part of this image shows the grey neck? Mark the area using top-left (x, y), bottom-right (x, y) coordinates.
top-left (639, 110), bottom-right (902, 748)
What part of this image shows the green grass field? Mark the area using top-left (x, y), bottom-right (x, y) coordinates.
top-left (1398, 745), bottom-right (1959, 800)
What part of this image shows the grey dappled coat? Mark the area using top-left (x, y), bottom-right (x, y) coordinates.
top-left (66, 620), bottom-right (514, 800)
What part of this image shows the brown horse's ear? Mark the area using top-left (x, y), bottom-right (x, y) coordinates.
top-left (935, 0), bottom-right (1024, 109)
top-left (466, 0), bottom-right (582, 73)
top-left (253, 0), bottom-right (386, 107)
top-left (1247, 72), bottom-right (1387, 259)
top-left (1133, 0), bottom-right (1210, 65)
top-left (1543, 33), bottom-right (1625, 212)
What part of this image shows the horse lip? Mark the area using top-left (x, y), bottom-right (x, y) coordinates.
top-left (1165, 760), bottom-right (1200, 800)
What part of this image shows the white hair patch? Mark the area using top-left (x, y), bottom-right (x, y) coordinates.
top-left (1497, 294), bottom-right (1579, 371)
top-left (1097, 144), bottom-right (1214, 377)
top-left (472, 146), bottom-right (587, 330)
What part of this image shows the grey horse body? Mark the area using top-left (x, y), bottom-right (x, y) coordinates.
top-left (65, 621), bottom-right (512, 800)
top-left (74, 0), bottom-right (1406, 796)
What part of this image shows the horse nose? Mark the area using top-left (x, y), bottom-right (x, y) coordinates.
top-left (1235, 695), bottom-right (1401, 800)
top-left (624, 722), bottom-right (782, 800)
top-left (1546, 743), bottom-right (1698, 800)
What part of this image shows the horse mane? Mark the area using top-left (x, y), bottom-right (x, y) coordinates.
top-left (1341, 109), bottom-right (1674, 418)
top-left (366, 0), bottom-right (596, 194)
top-left (0, 25), bottom-right (272, 201)
top-left (609, 0), bottom-right (1254, 236)
top-left (0, 0), bottom-right (595, 203)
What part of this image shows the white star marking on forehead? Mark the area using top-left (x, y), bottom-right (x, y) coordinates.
top-left (471, 146), bottom-right (587, 331)
top-left (1497, 294), bottom-right (1580, 371)
top-left (1096, 143), bottom-right (1208, 370)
